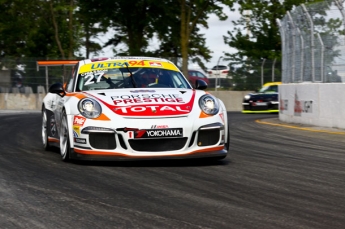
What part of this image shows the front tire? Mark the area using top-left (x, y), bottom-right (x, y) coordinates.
top-left (60, 111), bottom-right (71, 161)
top-left (42, 108), bottom-right (51, 151)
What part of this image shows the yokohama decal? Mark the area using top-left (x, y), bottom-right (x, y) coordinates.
top-left (130, 128), bottom-right (183, 139)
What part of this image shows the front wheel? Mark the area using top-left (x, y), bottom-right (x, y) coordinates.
top-left (225, 124), bottom-right (230, 151)
top-left (60, 111), bottom-right (71, 161)
top-left (42, 108), bottom-right (51, 151)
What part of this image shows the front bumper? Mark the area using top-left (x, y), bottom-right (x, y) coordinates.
top-left (242, 101), bottom-right (279, 113)
top-left (70, 116), bottom-right (228, 161)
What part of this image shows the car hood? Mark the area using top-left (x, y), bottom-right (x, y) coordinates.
top-left (83, 88), bottom-right (199, 117)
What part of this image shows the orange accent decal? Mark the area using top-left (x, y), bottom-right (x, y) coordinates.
top-left (199, 111), bottom-right (212, 118)
top-left (74, 148), bottom-right (123, 156)
top-left (37, 60), bottom-right (79, 66)
top-left (48, 137), bottom-right (59, 143)
top-left (74, 146), bottom-right (225, 157)
top-left (93, 113), bottom-right (110, 121)
top-left (189, 146), bottom-right (224, 154)
top-left (65, 92), bottom-right (87, 100)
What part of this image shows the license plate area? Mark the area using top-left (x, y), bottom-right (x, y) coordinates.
top-left (253, 102), bottom-right (267, 106)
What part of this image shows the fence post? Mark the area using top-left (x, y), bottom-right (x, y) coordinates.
top-left (261, 58), bottom-right (266, 86)
top-left (301, 4), bottom-right (315, 82)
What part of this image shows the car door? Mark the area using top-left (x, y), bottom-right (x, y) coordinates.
top-left (54, 63), bottom-right (79, 133)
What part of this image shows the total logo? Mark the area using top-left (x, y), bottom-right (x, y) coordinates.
top-left (73, 116), bottom-right (86, 126)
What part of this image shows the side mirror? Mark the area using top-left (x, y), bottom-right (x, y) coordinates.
top-left (49, 83), bottom-right (65, 97)
top-left (195, 79), bottom-right (208, 90)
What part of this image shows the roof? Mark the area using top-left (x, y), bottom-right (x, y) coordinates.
top-left (263, 82), bottom-right (282, 87)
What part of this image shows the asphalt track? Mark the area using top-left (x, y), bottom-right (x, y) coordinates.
top-left (0, 111), bottom-right (345, 229)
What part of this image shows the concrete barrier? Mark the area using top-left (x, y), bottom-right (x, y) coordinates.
top-left (279, 83), bottom-right (345, 129)
top-left (0, 91), bottom-right (252, 111)
top-left (209, 91), bottom-right (253, 111)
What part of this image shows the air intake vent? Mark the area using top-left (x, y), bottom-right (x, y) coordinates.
top-left (89, 133), bottom-right (116, 149)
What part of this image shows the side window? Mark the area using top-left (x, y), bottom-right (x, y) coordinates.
top-left (66, 63), bottom-right (79, 92)
top-left (267, 85), bottom-right (278, 92)
top-left (197, 72), bottom-right (206, 78)
top-left (66, 78), bottom-right (74, 92)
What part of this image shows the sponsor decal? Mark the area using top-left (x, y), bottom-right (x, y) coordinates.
top-left (149, 62), bottom-right (162, 67)
top-left (79, 60), bottom-right (179, 74)
top-left (73, 126), bottom-right (80, 137)
top-left (74, 138), bottom-right (87, 144)
top-left (111, 93), bottom-right (184, 105)
top-left (73, 116), bottom-right (86, 126)
top-left (151, 125), bottom-right (169, 129)
top-left (303, 101), bottom-right (313, 113)
top-left (88, 90), bottom-right (196, 116)
top-left (279, 99), bottom-right (288, 113)
top-left (294, 92), bottom-right (302, 116)
top-left (130, 128), bottom-right (183, 139)
top-left (130, 90), bottom-right (156, 93)
top-left (294, 91), bottom-right (313, 116)
top-left (219, 113), bottom-right (225, 123)
top-left (50, 115), bottom-right (56, 136)
top-left (114, 105), bottom-right (190, 114)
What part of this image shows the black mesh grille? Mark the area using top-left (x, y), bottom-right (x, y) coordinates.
top-left (89, 133), bottom-right (116, 149)
top-left (197, 129), bottom-right (220, 146)
top-left (129, 138), bottom-right (187, 152)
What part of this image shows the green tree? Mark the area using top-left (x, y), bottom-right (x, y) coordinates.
top-left (223, 0), bottom-right (323, 88)
top-left (79, 0), bottom-right (235, 78)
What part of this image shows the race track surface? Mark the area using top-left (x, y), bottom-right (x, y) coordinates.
top-left (0, 111), bottom-right (344, 229)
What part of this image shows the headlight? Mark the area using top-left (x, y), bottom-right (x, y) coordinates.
top-left (78, 98), bottom-right (102, 119)
top-left (244, 95), bottom-right (251, 100)
top-left (199, 94), bottom-right (219, 115)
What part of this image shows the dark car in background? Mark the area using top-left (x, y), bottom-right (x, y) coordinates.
top-left (188, 69), bottom-right (209, 87)
top-left (242, 82), bottom-right (282, 113)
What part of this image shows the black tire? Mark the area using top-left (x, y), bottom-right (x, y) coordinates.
top-left (60, 111), bottom-right (71, 161)
top-left (42, 107), bottom-right (51, 151)
top-left (225, 124), bottom-right (230, 151)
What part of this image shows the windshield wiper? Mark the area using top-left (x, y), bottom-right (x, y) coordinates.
top-left (124, 62), bottom-right (137, 88)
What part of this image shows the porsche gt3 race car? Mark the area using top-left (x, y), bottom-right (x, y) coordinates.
top-left (41, 57), bottom-right (229, 161)
top-left (242, 82), bottom-right (281, 113)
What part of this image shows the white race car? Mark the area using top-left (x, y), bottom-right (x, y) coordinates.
top-left (41, 57), bottom-right (229, 161)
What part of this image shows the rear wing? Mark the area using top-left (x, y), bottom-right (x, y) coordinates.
top-left (36, 60), bottom-right (79, 71)
top-left (36, 60), bottom-right (79, 92)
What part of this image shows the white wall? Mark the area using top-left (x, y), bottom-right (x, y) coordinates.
top-left (279, 83), bottom-right (345, 129)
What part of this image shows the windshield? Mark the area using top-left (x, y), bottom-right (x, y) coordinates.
top-left (76, 67), bottom-right (192, 91)
top-left (211, 65), bottom-right (227, 70)
top-left (258, 85), bottom-right (278, 93)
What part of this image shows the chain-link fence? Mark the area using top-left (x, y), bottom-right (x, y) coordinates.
top-left (278, 0), bottom-right (345, 83)
top-left (0, 57), bottom-right (77, 93)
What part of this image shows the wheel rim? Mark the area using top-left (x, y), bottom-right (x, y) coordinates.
top-left (42, 111), bottom-right (48, 146)
top-left (60, 115), bottom-right (68, 158)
